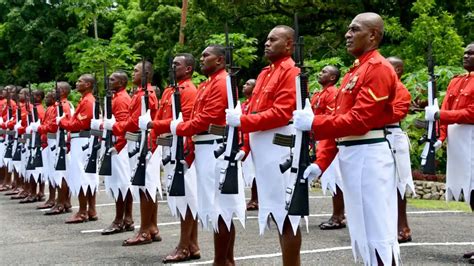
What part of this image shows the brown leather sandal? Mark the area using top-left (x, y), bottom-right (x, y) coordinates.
top-left (65, 212), bottom-right (89, 224)
top-left (398, 229), bottom-right (412, 243)
top-left (163, 247), bottom-right (192, 263)
top-left (122, 232), bottom-right (153, 246)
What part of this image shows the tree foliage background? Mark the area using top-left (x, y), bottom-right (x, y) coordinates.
top-left (0, 0), bottom-right (472, 173)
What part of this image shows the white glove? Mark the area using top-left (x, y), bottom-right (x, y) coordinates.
top-left (424, 98), bottom-right (440, 122)
top-left (180, 159), bottom-right (189, 170)
top-left (138, 110), bottom-right (152, 130)
top-left (293, 99), bottom-right (314, 131)
top-left (0, 117), bottom-right (3, 124)
top-left (225, 102), bottom-right (242, 127)
top-left (235, 150), bottom-right (245, 161)
top-left (433, 139), bottom-right (442, 151)
top-left (103, 115), bottom-right (116, 131)
top-left (31, 121), bottom-right (40, 132)
top-left (303, 163), bottom-right (322, 183)
top-left (56, 114), bottom-right (65, 125)
top-left (26, 125), bottom-right (32, 134)
top-left (14, 123), bottom-right (21, 132)
top-left (170, 113), bottom-right (183, 135)
top-left (90, 119), bottom-right (102, 131)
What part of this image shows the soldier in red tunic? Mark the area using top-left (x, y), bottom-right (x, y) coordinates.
top-left (58, 75), bottom-right (97, 223)
top-left (98, 71), bottom-right (134, 235)
top-left (35, 92), bottom-right (57, 209)
top-left (226, 26), bottom-right (303, 265)
top-left (104, 61), bottom-right (160, 245)
top-left (311, 66), bottom-right (346, 230)
top-left (386, 57), bottom-right (414, 243)
top-left (170, 45), bottom-right (246, 265)
top-left (42, 82), bottom-right (73, 215)
top-left (425, 42), bottom-right (474, 263)
top-left (293, 13), bottom-right (401, 265)
top-left (139, 53), bottom-right (200, 262)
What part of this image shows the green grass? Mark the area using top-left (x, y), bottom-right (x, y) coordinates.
top-left (408, 198), bottom-right (472, 212)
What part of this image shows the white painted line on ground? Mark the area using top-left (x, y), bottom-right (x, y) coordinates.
top-left (187, 242), bottom-right (474, 264)
top-left (38, 200), bottom-right (169, 212)
top-left (81, 221), bottom-right (181, 234)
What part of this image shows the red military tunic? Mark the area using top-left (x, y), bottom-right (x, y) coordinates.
top-left (0, 98), bottom-right (6, 119)
top-left (311, 84), bottom-right (337, 115)
top-left (150, 78), bottom-right (197, 134)
top-left (16, 102), bottom-right (31, 135)
top-left (112, 88), bottom-right (132, 152)
top-left (59, 92), bottom-right (94, 132)
top-left (38, 98), bottom-right (72, 135)
top-left (1, 99), bottom-right (17, 128)
top-left (240, 56), bottom-right (298, 132)
top-left (312, 85), bottom-right (338, 172)
top-left (241, 97), bottom-right (251, 115)
top-left (384, 80), bottom-right (411, 125)
top-left (312, 50), bottom-right (397, 169)
top-left (174, 69), bottom-right (227, 164)
top-left (176, 70), bottom-right (227, 136)
top-left (38, 104), bottom-right (56, 147)
top-left (240, 56), bottom-right (298, 154)
top-left (439, 72), bottom-right (474, 141)
top-left (112, 84), bottom-right (158, 136)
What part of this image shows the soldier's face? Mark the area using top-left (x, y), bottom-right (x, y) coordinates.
top-left (265, 28), bottom-right (291, 62)
top-left (76, 77), bottom-right (90, 93)
top-left (45, 94), bottom-right (54, 106)
top-left (173, 56), bottom-right (191, 81)
top-left (345, 17), bottom-right (372, 57)
top-left (242, 80), bottom-right (255, 97)
top-left (109, 74), bottom-right (122, 91)
top-left (317, 66), bottom-right (334, 86)
top-left (463, 44), bottom-right (474, 71)
top-left (200, 47), bottom-right (221, 76)
top-left (18, 90), bottom-right (26, 102)
top-left (132, 64), bottom-right (142, 85)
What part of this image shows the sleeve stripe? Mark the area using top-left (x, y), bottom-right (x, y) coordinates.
top-left (368, 88), bottom-right (389, 102)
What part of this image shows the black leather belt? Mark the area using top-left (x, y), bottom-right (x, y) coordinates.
top-left (70, 130), bottom-right (91, 138)
top-left (337, 138), bottom-right (386, 147)
top-left (194, 138), bottom-right (224, 145)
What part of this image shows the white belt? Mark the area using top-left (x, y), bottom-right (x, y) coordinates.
top-left (192, 134), bottom-right (221, 142)
top-left (336, 129), bottom-right (385, 142)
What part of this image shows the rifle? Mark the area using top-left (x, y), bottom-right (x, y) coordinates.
top-left (12, 91), bottom-right (22, 162)
top-left (210, 23), bottom-right (241, 194)
top-left (54, 81), bottom-right (67, 171)
top-left (26, 83), bottom-right (36, 170)
top-left (272, 13), bottom-right (310, 216)
top-left (164, 59), bottom-right (185, 196)
top-left (98, 64), bottom-right (113, 176)
top-left (4, 91), bottom-right (14, 159)
top-left (84, 76), bottom-right (101, 173)
top-left (130, 58), bottom-right (150, 186)
top-left (419, 44), bottom-right (438, 174)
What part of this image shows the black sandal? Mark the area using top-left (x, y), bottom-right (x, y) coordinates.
top-left (319, 218), bottom-right (346, 230)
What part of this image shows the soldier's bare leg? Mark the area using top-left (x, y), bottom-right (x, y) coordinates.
top-left (213, 217), bottom-right (235, 266)
top-left (279, 217), bottom-right (301, 266)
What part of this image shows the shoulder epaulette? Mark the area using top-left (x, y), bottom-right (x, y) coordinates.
top-left (367, 57), bottom-right (382, 65)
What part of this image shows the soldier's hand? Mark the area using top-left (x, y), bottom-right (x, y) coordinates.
top-left (225, 102), bottom-right (242, 127)
top-left (103, 115), bottom-right (116, 130)
top-left (235, 150), bottom-right (245, 161)
top-left (56, 114), bottom-right (65, 125)
top-left (433, 139), bottom-right (442, 151)
top-left (424, 98), bottom-right (440, 121)
top-left (13, 123), bottom-right (21, 132)
top-left (303, 163), bottom-right (321, 182)
top-left (90, 119), bottom-right (102, 131)
top-left (293, 99), bottom-right (314, 131)
top-left (31, 121), bottom-right (40, 132)
top-left (138, 110), bottom-right (152, 130)
top-left (170, 113), bottom-right (183, 135)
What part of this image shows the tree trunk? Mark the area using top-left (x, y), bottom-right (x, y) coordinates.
top-left (93, 16), bottom-right (98, 40)
top-left (179, 0), bottom-right (188, 45)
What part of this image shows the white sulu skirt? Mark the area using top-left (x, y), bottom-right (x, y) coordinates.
top-left (249, 125), bottom-right (301, 236)
top-left (446, 124), bottom-right (474, 204)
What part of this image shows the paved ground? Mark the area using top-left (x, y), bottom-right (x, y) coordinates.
top-left (0, 180), bottom-right (473, 265)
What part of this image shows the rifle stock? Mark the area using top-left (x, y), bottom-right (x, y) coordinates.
top-left (276, 13), bottom-right (310, 216)
top-left (420, 44), bottom-right (438, 175)
top-left (98, 64), bottom-right (113, 176)
top-left (166, 61), bottom-right (185, 197)
top-left (55, 81), bottom-right (67, 171)
top-left (84, 77), bottom-right (101, 174)
top-left (130, 58), bottom-right (149, 186)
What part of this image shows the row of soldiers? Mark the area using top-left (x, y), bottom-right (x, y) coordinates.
top-left (1, 11), bottom-right (473, 265)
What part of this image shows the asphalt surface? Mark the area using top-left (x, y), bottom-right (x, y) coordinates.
top-left (0, 179), bottom-right (473, 265)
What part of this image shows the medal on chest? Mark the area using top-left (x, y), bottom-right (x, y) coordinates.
top-left (343, 75), bottom-right (358, 93)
